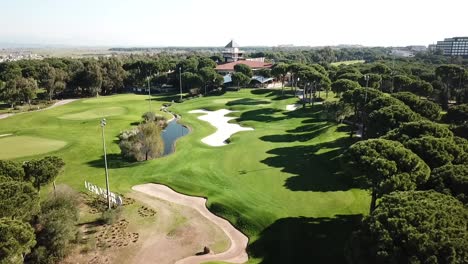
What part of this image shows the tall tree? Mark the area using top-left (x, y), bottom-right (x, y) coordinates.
top-left (444, 104), bottom-right (468, 125)
top-left (342, 139), bottom-right (430, 212)
top-left (331, 79), bottom-right (361, 97)
top-left (0, 218), bottom-right (36, 263)
top-left (38, 65), bottom-right (56, 101)
top-left (16, 77), bottom-right (38, 108)
top-left (0, 181), bottom-right (39, 220)
top-left (23, 156), bottom-right (64, 191)
top-left (383, 121), bottom-right (453, 143)
top-left (271, 63), bottom-right (289, 94)
top-left (0, 160), bottom-right (25, 181)
top-left (231, 72), bottom-right (251, 88)
top-left (393, 92), bottom-right (442, 120)
top-left (234, 64), bottom-right (253, 77)
top-left (366, 104), bottom-right (421, 138)
top-left (405, 136), bottom-right (467, 169)
top-left (426, 164), bottom-right (468, 204)
top-left (435, 64), bottom-right (464, 109)
top-left (348, 191), bottom-right (468, 264)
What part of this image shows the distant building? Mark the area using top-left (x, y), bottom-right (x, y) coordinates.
top-left (434, 37), bottom-right (468, 56)
top-left (215, 60), bottom-right (273, 74)
top-left (216, 40), bottom-right (273, 74)
top-left (222, 40), bottom-right (244, 62)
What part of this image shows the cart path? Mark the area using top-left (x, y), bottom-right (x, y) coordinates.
top-left (0, 99), bottom-right (77, 120)
top-left (132, 184), bottom-right (249, 264)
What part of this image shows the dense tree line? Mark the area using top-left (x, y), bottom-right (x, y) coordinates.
top-left (0, 157), bottom-right (80, 264)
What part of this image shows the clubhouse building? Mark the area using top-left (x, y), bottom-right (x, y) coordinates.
top-left (216, 40), bottom-right (275, 87)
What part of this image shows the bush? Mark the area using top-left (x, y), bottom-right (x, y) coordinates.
top-left (119, 121), bottom-right (164, 161)
top-left (100, 207), bottom-right (122, 225)
top-left (28, 186), bottom-right (80, 263)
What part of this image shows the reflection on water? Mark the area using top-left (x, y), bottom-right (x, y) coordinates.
top-left (161, 119), bottom-right (189, 155)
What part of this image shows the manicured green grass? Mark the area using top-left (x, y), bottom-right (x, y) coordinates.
top-left (0, 135), bottom-right (67, 159)
top-left (59, 106), bottom-right (127, 120)
top-left (0, 91), bottom-right (369, 263)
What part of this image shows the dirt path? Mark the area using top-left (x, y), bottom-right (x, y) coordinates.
top-left (132, 184), bottom-right (249, 264)
top-left (0, 99), bottom-right (77, 120)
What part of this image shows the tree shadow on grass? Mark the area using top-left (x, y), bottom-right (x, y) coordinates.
top-left (226, 98), bottom-right (272, 106)
top-left (260, 123), bottom-right (333, 143)
top-left (249, 214), bottom-right (363, 264)
top-left (261, 137), bottom-right (357, 191)
top-left (150, 93), bottom-right (180, 102)
top-left (86, 154), bottom-right (140, 169)
top-left (238, 108), bottom-right (287, 123)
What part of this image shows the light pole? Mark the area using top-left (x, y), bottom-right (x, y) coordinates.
top-left (100, 118), bottom-right (111, 210)
top-left (147, 75), bottom-right (152, 112)
top-left (179, 67), bottom-right (183, 101)
top-left (364, 74), bottom-right (370, 103)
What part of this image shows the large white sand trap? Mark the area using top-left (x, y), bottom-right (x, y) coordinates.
top-left (188, 109), bottom-right (253, 147)
top-left (132, 184), bottom-right (249, 264)
top-left (286, 104), bottom-right (301, 111)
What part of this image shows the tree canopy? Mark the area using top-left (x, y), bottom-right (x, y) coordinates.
top-left (383, 121), bottom-right (453, 143)
top-left (0, 218), bottom-right (36, 264)
top-left (367, 104), bottom-right (421, 138)
top-left (331, 79), bottom-right (361, 96)
top-left (342, 139), bottom-right (430, 212)
top-left (0, 181), bottom-right (39, 220)
top-left (348, 191), bottom-right (468, 264)
top-left (426, 164), bottom-right (468, 204)
top-left (405, 136), bottom-right (467, 169)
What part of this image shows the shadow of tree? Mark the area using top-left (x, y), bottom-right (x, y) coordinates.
top-left (261, 126), bottom-right (332, 143)
top-left (226, 98), bottom-right (271, 106)
top-left (249, 215), bottom-right (363, 264)
top-left (261, 137), bottom-right (357, 191)
top-left (238, 108), bottom-right (287, 123)
top-left (86, 153), bottom-right (140, 169)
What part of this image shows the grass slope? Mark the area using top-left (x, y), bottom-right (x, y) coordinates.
top-left (0, 91), bottom-right (369, 263)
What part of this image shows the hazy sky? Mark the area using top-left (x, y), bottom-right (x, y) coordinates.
top-left (1, 0), bottom-right (467, 47)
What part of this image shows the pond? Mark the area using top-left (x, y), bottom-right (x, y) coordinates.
top-left (161, 118), bottom-right (189, 155)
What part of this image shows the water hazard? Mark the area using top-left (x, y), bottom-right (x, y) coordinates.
top-left (161, 119), bottom-right (189, 155)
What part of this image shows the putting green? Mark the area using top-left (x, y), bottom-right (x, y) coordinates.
top-left (59, 106), bottom-right (127, 120)
top-left (0, 135), bottom-right (67, 159)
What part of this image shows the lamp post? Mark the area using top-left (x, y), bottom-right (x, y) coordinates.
top-left (312, 81), bottom-right (316, 106)
top-left (364, 74), bottom-right (370, 103)
top-left (179, 67), bottom-right (183, 101)
top-left (147, 75), bottom-right (152, 112)
top-left (100, 118), bottom-right (111, 210)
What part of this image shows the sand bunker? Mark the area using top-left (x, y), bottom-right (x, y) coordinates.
top-left (188, 109), bottom-right (253, 147)
top-left (286, 104), bottom-right (301, 111)
top-left (133, 184), bottom-right (249, 264)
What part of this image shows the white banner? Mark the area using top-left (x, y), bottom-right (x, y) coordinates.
top-left (85, 181), bottom-right (123, 206)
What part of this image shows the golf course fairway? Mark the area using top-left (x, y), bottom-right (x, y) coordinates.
top-left (0, 90), bottom-right (369, 263)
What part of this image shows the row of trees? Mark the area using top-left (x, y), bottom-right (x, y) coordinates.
top-left (332, 84), bottom-right (468, 262)
top-left (0, 157), bottom-right (81, 263)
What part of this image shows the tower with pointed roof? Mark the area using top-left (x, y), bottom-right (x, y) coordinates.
top-left (222, 40), bottom-right (244, 62)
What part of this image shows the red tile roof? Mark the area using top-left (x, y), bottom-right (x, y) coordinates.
top-left (215, 60), bottom-right (273, 71)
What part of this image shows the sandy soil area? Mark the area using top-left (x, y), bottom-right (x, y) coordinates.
top-left (62, 187), bottom-right (232, 264)
top-left (0, 99), bottom-right (77, 120)
top-left (133, 184), bottom-right (249, 264)
top-left (188, 109), bottom-right (253, 147)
